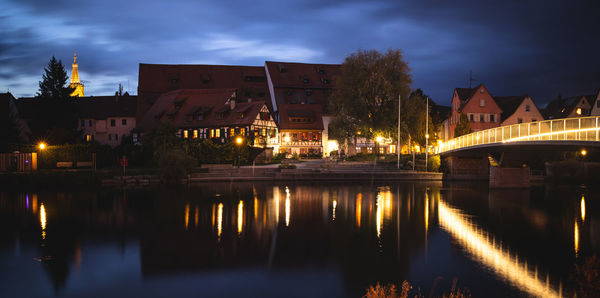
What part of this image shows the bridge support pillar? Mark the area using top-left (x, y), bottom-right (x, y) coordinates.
top-left (444, 156), bottom-right (489, 180)
top-left (489, 166), bottom-right (530, 188)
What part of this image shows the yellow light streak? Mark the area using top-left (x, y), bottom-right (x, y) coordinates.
top-left (356, 193), bottom-right (362, 228)
top-left (237, 200), bottom-right (244, 235)
top-left (376, 193), bottom-right (383, 238)
top-left (217, 203), bottom-right (223, 238)
top-left (574, 220), bottom-right (579, 256)
top-left (425, 192), bottom-right (429, 233)
top-left (285, 189), bottom-right (290, 227)
top-left (502, 127), bottom-right (600, 143)
top-left (40, 203), bottom-right (46, 239)
top-left (194, 206), bottom-right (199, 228)
top-left (184, 203), bottom-right (190, 230)
top-left (581, 196), bottom-right (586, 222)
top-left (438, 200), bottom-right (561, 298)
top-left (332, 200), bottom-right (337, 221)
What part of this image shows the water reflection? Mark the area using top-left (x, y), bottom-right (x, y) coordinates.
top-left (0, 183), bottom-right (595, 297)
top-left (438, 199), bottom-right (561, 298)
top-left (40, 203), bottom-right (46, 240)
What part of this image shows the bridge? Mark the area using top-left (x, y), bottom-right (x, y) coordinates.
top-left (434, 116), bottom-right (600, 187)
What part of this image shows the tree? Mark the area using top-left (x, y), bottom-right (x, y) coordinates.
top-left (32, 57), bottom-right (77, 144)
top-left (402, 89), bottom-right (437, 147)
top-left (329, 49), bottom-right (412, 144)
top-left (454, 113), bottom-right (472, 137)
top-left (37, 56), bottom-right (73, 100)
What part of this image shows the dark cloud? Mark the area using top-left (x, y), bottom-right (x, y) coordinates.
top-left (0, 0), bottom-right (598, 106)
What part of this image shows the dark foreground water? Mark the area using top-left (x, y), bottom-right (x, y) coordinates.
top-left (0, 181), bottom-right (598, 297)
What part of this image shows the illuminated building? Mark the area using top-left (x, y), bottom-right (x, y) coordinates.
top-left (69, 53), bottom-right (85, 97)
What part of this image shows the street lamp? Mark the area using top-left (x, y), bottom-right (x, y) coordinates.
top-left (38, 142), bottom-right (46, 150)
top-left (235, 136), bottom-right (243, 168)
top-left (581, 149), bottom-right (587, 157)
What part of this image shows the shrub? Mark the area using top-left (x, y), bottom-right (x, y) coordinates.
top-left (428, 155), bottom-right (441, 172)
top-left (157, 148), bottom-right (197, 186)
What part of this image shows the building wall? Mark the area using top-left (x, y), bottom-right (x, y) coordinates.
top-left (590, 93), bottom-right (600, 116)
top-left (79, 116), bottom-right (136, 147)
top-left (501, 97), bottom-right (544, 126)
top-left (448, 85), bottom-right (502, 138)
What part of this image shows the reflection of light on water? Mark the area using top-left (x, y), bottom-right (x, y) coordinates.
top-left (332, 200), bottom-right (337, 221)
top-left (194, 206), bottom-right (199, 228)
top-left (425, 192), bottom-right (429, 233)
top-left (574, 220), bottom-right (579, 256)
top-left (254, 197), bottom-right (259, 222)
top-left (376, 193), bottom-right (383, 238)
top-left (356, 193), bottom-right (362, 228)
top-left (40, 203), bottom-right (46, 239)
top-left (184, 203), bottom-right (190, 230)
top-left (285, 190), bottom-right (290, 227)
top-left (237, 201), bottom-right (244, 235)
top-left (438, 200), bottom-right (561, 298)
top-left (217, 203), bottom-right (223, 238)
top-left (581, 196), bottom-right (586, 222)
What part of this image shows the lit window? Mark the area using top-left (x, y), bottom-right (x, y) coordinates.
top-left (215, 129), bottom-right (221, 138)
top-left (240, 128), bottom-right (245, 135)
top-left (210, 129), bottom-right (215, 138)
top-left (230, 128), bottom-right (235, 137)
top-left (193, 129), bottom-right (198, 138)
top-left (183, 130), bottom-right (189, 138)
top-left (86, 134), bottom-right (91, 142)
top-left (356, 147), bottom-right (361, 153)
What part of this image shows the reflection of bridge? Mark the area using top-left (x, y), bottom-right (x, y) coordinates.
top-left (434, 117), bottom-right (600, 187)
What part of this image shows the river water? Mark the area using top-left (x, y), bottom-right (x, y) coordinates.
top-left (0, 181), bottom-right (597, 297)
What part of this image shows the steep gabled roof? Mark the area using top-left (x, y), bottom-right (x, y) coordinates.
top-left (494, 95), bottom-right (528, 122)
top-left (139, 88), bottom-right (266, 131)
top-left (453, 84), bottom-right (484, 112)
top-left (277, 104), bottom-right (324, 130)
top-left (543, 95), bottom-right (588, 119)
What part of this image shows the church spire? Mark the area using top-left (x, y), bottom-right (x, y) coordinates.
top-left (69, 52), bottom-right (84, 97)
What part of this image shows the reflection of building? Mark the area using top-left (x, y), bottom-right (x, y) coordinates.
top-left (138, 89), bottom-right (278, 147)
top-left (69, 53), bottom-right (84, 97)
top-left (77, 94), bottom-right (137, 147)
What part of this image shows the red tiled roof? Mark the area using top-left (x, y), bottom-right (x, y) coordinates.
top-left (138, 64), bottom-right (271, 120)
top-left (265, 61), bottom-right (341, 110)
top-left (277, 104), bottom-right (324, 130)
top-left (139, 89), bottom-right (266, 131)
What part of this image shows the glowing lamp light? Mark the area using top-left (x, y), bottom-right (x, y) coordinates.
top-left (38, 142), bottom-right (46, 150)
top-left (375, 136), bottom-right (384, 144)
top-left (576, 108), bottom-right (582, 115)
top-left (581, 149), bottom-right (587, 156)
top-left (235, 136), bottom-right (243, 145)
top-left (425, 133), bottom-right (430, 139)
top-left (284, 135), bottom-right (291, 143)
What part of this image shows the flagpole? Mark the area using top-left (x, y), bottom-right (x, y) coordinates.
top-left (397, 94), bottom-right (401, 169)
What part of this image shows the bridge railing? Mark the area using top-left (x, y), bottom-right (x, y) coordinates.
top-left (437, 116), bottom-right (600, 154)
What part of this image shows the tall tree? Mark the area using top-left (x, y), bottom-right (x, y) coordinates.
top-left (403, 89), bottom-right (436, 147)
top-left (37, 56), bottom-right (73, 100)
top-left (32, 57), bottom-right (77, 144)
top-left (329, 49), bottom-right (412, 144)
top-left (454, 113), bottom-right (472, 137)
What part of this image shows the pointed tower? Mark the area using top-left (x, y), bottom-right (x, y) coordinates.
top-left (69, 52), bottom-right (84, 97)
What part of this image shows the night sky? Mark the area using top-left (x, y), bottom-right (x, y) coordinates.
top-left (1, 0), bottom-right (598, 107)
